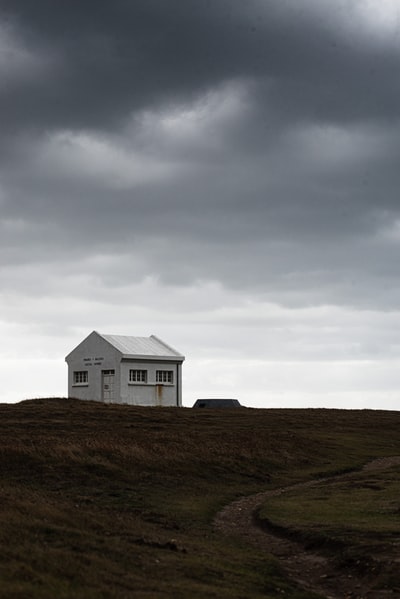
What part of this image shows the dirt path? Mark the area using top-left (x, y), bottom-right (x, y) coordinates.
top-left (214, 457), bottom-right (400, 599)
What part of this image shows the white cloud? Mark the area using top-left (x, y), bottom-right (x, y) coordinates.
top-left (292, 0), bottom-right (400, 46)
top-left (0, 359), bottom-right (66, 403)
top-left (157, 81), bottom-right (248, 138)
top-left (184, 357), bottom-right (400, 410)
top-left (132, 80), bottom-right (251, 160)
top-left (351, 0), bottom-right (400, 45)
top-left (1, 267), bottom-right (400, 408)
top-left (34, 130), bottom-right (177, 190)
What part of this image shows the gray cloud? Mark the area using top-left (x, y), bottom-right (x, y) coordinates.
top-left (2, 0), bottom-right (400, 137)
top-left (1, 1), bottom-right (400, 405)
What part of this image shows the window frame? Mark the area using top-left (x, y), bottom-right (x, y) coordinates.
top-left (129, 369), bottom-right (148, 384)
top-left (156, 370), bottom-right (174, 385)
top-left (73, 371), bottom-right (89, 386)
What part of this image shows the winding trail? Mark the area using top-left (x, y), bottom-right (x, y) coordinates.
top-left (214, 457), bottom-right (400, 599)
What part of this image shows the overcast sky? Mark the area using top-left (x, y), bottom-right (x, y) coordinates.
top-left (1, 0), bottom-right (400, 409)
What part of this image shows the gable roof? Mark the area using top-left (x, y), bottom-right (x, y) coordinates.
top-left (99, 332), bottom-right (185, 361)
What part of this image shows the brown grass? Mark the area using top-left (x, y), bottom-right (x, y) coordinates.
top-left (0, 398), bottom-right (399, 597)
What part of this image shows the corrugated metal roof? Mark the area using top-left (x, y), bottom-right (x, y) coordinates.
top-left (99, 333), bottom-right (184, 359)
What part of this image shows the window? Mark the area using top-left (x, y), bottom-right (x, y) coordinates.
top-left (156, 370), bottom-right (173, 384)
top-left (73, 371), bottom-right (88, 384)
top-left (129, 369), bottom-right (147, 383)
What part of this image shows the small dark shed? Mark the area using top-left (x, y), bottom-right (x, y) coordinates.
top-left (192, 399), bottom-right (242, 408)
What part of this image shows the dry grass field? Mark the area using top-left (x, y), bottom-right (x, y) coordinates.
top-left (0, 398), bottom-right (399, 598)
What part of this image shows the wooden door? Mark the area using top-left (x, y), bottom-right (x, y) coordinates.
top-left (102, 370), bottom-right (115, 402)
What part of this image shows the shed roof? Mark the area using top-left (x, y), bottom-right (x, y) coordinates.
top-left (99, 332), bottom-right (185, 361)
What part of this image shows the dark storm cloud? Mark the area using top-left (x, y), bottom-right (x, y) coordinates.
top-left (2, 0), bottom-right (400, 137)
top-left (0, 0), bottom-right (265, 133)
top-left (1, 0), bottom-right (400, 310)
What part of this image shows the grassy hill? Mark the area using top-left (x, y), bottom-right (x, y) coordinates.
top-left (0, 398), bottom-right (399, 598)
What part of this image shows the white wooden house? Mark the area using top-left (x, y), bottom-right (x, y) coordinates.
top-left (65, 331), bottom-right (185, 406)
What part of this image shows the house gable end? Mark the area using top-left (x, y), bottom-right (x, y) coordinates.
top-left (65, 331), bottom-right (122, 364)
